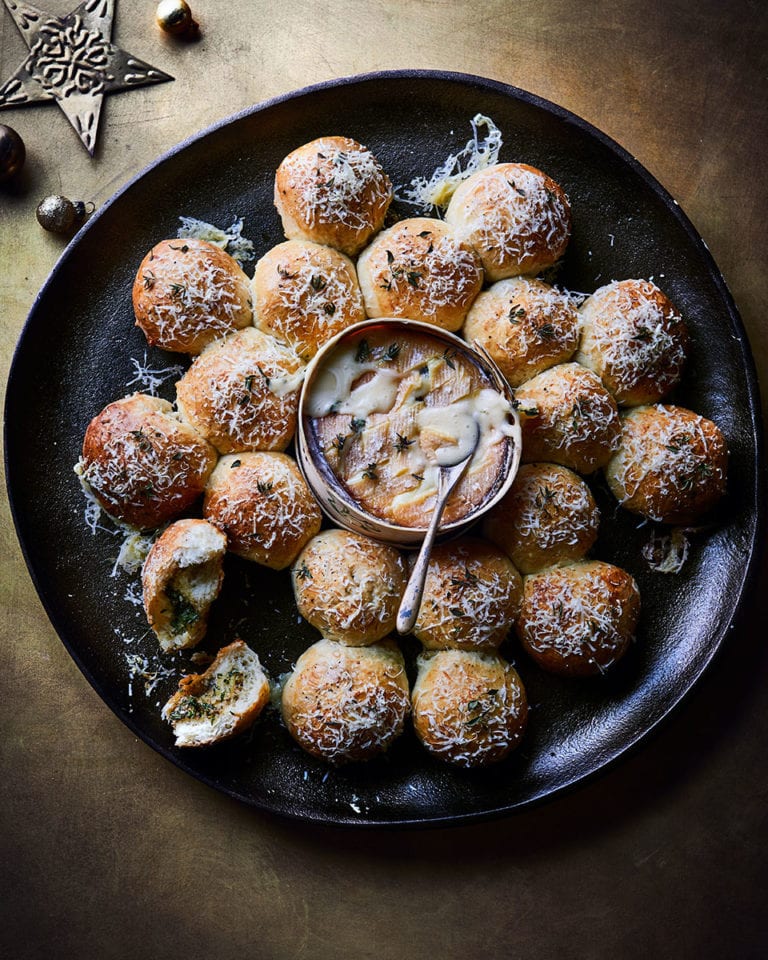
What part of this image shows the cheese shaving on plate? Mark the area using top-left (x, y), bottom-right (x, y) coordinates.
top-left (395, 114), bottom-right (503, 212)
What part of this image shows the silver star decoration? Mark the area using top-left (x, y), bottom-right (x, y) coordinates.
top-left (0, 0), bottom-right (173, 154)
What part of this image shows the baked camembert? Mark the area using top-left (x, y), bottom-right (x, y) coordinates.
top-left (304, 323), bottom-right (515, 528)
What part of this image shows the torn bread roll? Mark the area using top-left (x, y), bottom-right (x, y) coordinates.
top-left (162, 640), bottom-right (270, 747)
top-left (142, 518), bottom-right (227, 652)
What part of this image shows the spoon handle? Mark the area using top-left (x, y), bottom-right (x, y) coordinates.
top-left (396, 488), bottom-right (447, 635)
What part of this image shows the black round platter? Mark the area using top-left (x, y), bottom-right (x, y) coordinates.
top-left (4, 71), bottom-right (763, 827)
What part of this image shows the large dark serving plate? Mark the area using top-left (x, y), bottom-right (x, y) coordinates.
top-left (5, 71), bottom-right (763, 827)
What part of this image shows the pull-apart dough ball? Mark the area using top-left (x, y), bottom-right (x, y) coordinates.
top-left (514, 363), bottom-right (621, 473)
top-left (463, 277), bottom-right (580, 386)
top-left (274, 136), bottom-right (393, 257)
top-left (203, 452), bottom-right (322, 569)
top-left (483, 463), bottom-right (600, 574)
top-left (291, 530), bottom-right (406, 645)
top-left (175, 327), bottom-right (304, 454)
top-left (445, 163), bottom-right (571, 281)
top-left (357, 218), bottom-right (483, 331)
top-left (516, 561), bottom-right (640, 676)
top-left (576, 280), bottom-right (689, 405)
top-left (77, 393), bottom-right (218, 529)
top-left (412, 537), bottom-right (523, 652)
top-left (142, 518), bottom-right (226, 652)
top-left (133, 238), bottom-right (252, 354)
top-left (281, 638), bottom-right (410, 763)
top-left (252, 240), bottom-right (366, 360)
top-left (411, 650), bottom-right (528, 768)
top-left (162, 640), bottom-right (270, 747)
top-left (604, 404), bottom-right (727, 523)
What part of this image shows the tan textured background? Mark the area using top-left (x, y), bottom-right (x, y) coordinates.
top-left (1, 2), bottom-right (767, 958)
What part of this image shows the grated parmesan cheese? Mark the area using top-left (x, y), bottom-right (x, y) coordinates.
top-left (395, 114), bottom-right (503, 212)
top-left (642, 527), bottom-right (690, 574)
top-left (126, 352), bottom-right (186, 397)
top-left (177, 216), bottom-right (255, 264)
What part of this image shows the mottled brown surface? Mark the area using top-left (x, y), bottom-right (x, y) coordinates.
top-left (1, 1), bottom-right (766, 958)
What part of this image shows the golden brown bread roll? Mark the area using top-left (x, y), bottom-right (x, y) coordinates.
top-left (203, 452), bottom-right (322, 569)
top-left (141, 518), bottom-right (227, 652)
top-left (604, 404), bottom-right (728, 523)
top-left (162, 640), bottom-right (270, 747)
top-left (463, 277), bottom-right (580, 386)
top-left (274, 136), bottom-right (393, 256)
top-left (411, 650), bottom-right (528, 767)
top-left (412, 537), bottom-right (523, 651)
top-left (516, 561), bottom-right (640, 676)
top-left (77, 393), bottom-right (218, 530)
top-left (292, 530), bottom-right (406, 645)
top-left (281, 638), bottom-right (410, 763)
top-left (482, 462), bottom-right (600, 574)
top-left (514, 362), bottom-right (621, 473)
top-left (132, 238), bottom-right (252, 354)
top-left (252, 240), bottom-right (366, 361)
top-left (356, 218), bottom-right (483, 331)
top-left (175, 327), bottom-right (304, 454)
top-left (575, 280), bottom-right (689, 405)
top-left (444, 162), bottom-right (571, 281)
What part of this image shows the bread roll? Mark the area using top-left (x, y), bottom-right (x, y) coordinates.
top-left (516, 561), bottom-right (640, 676)
top-left (576, 280), bottom-right (689, 405)
top-left (203, 452), bottom-right (322, 569)
top-left (463, 277), bottom-right (580, 386)
top-left (514, 363), bottom-right (621, 473)
top-left (162, 640), bottom-right (270, 747)
top-left (482, 463), bottom-right (600, 574)
top-left (274, 136), bottom-right (392, 256)
top-left (77, 393), bottom-right (218, 529)
top-left (142, 518), bottom-right (226, 652)
top-left (175, 327), bottom-right (304, 454)
top-left (604, 404), bottom-right (728, 523)
top-left (252, 240), bottom-right (366, 360)
top-left (411, 650), bottom-right (528, 767)
top-left (132, 238), bottom-right (252, 354)
top-left (292, 530), bottom-right (406, 645)
top-left (357, 218), bottom-right (483, 331)
top-left (412, 537), bottom-right (523, 651)
top-left (445, 163), bottom-right (571, 281)
top-left (281, 638), bottom-right (410, 763)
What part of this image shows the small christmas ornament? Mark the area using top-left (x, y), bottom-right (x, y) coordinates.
top-left (36, 195), bottom-right (91, 233)
top-left (156, 0), bottom-right (199, 37)
top-left (0, 1), bottom-right (174, 155)
top-left (0, 123), bottom-right (25, 182)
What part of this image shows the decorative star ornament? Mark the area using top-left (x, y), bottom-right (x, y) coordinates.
top-left (0, 0), bottom-right (173, 155)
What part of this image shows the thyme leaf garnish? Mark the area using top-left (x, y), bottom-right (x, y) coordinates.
top-left (355, 339), bottom-right (371, 363)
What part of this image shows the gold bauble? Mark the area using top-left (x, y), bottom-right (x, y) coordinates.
top-left (156, 0), bottom-right (198, 36)
top-left (36, 196), bottom-right (89, 234)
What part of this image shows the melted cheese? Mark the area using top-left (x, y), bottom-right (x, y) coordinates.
top-left (307, 329), bottom-right (512, 527)
top-left (396, 114), bottom-right (503, 212)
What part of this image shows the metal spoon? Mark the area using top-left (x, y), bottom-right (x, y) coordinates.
top-left (396, 423), bottom-right (480, 635)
